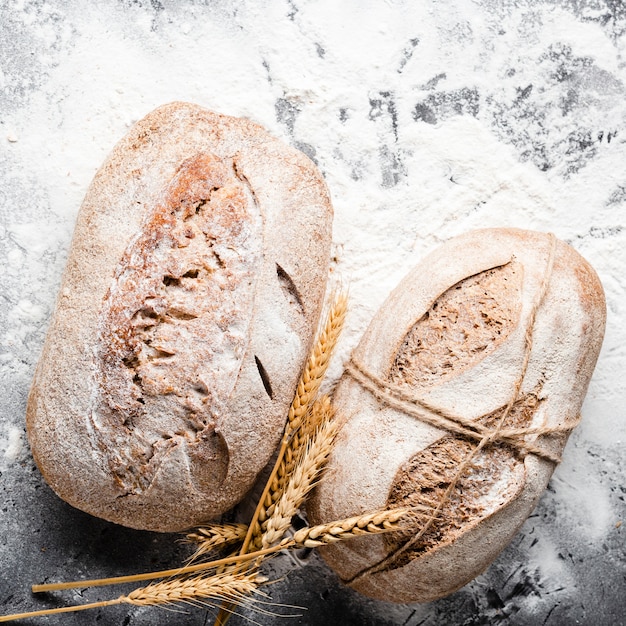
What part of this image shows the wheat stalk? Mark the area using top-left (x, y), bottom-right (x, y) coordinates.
top-left (0, 601), bottom-right (122, 623)
top-left (261, 417), bottom-right (340, 549)
top-left (9, 508), bottom-right (425, 624)
top-left (27, 507), bottom-right (422, 598)
top-left (123, 571), bottom-right (261, 607)
top-left (288, 507), bottom-right (412, 548)
top-left (252, 291), bottom-right (348, 539)
top-left (1, 572), bottom-right (262, 623)
top-left (186, 523), bottom-right (249, 560)
top-left (214, 290), bottom-right (347, 626)
top-left (214, 404), bottom-right (340, 626)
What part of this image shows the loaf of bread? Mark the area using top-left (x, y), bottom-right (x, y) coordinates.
top-left (308, 228), bottom-right (605, 603)
top-left (27, 102), bottom-right (333, 532)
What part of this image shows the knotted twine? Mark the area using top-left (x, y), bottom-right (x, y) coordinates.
top-left (343, 233), bottom-right (581, 582)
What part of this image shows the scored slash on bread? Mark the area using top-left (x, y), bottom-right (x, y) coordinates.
top-left (308, 228), bottom-right (606, 603)
top-left (26, 102), bottom-right (333, 532)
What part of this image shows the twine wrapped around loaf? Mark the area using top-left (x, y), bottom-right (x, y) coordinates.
top-left (343, 360), bottom-right (580, 466)
top-left (343, 233), bottom-right (581, 582)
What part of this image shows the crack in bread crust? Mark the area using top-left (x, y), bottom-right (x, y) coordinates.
top-left (383, 262), bottom-right (532, 570)
top-left (389, 262), bottom-right (522, 387)
top-left (91, 153), bottom-right (261, 495)
top-left (384, 390), bottom-right (541, 568)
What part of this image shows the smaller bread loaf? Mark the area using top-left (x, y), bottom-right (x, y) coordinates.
top-left (308, 228), bottom-right (606, 603)
top-left (27, 102), bottom-right (333, 532)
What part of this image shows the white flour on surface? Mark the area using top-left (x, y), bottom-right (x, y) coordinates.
top-left (1, 0), bottom-right (625, 622)
top-left (3, 0), bottom-right (624, 520)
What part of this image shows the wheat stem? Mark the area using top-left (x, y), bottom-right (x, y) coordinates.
top-left (0, 600), bottom-right (121, 623)
top-left (32, 545), bottom-right (281, 593)
top-left (214, 290), bottom-right (347, 626)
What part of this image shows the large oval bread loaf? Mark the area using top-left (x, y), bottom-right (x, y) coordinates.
top-left (27, 102), bottom-right (333, 532)
top-left (308, 228), bottom-right (606, 603)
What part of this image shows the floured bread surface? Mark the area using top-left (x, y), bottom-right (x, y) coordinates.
top-left (385, 389), bottom-right (540, 566)
top-left (27, 102), bottom-right (333, 531)
top-left (384, 263), bottom-right (529, 564)
top-left (95, 153), bottom-right (259, 495)
top-left (389, 262), bottom-right (522, 387)
top-left (308, 228), bottom-right (606, 603)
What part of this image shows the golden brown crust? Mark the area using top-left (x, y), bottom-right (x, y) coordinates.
top-left (95, 153), bottom-right (258, 496)
top-left (27, 102), bottom-right (333, 532)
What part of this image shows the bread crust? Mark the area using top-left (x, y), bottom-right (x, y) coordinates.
top-left (27, 102), bottom-right (333, 532)
top-left (308, 228), bottom-right (605, 603)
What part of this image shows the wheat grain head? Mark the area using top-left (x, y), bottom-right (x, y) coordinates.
top-left (186, 523), bottom-right (249, 560)
top-left (123, 571), bottom-right (262, 607)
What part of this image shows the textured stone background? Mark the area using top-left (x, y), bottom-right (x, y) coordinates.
top-left (1, 1), bottom-right (625, 624)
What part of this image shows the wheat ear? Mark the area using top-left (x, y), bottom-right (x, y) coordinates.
top-left (257, 397), bottom-right (335, 548)
top-left (261, 417), bottom-right (340, 549)
top-left (214, 291), bottom-right (347, 626)
top-left (288, 507), bottom-right (412, 548)
top-left (123, 571), bottom-right (261, 607)
top-left (240, 290), bottom-right (347, 555)
top-left (186, 523), bottom-right (249, 560)
top-left (2, 572), bottom-right (261, 623)
top-left (264, 395), bottom-right (333, 521)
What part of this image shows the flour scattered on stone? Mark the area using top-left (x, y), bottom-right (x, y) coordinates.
top-left (0, 1), bottom-right (624, 622)
top-left (1, 426), bottom-right (24, 465)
